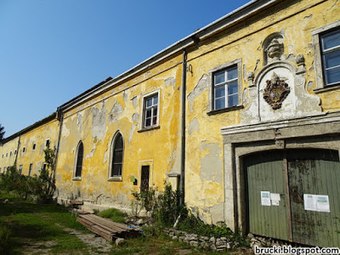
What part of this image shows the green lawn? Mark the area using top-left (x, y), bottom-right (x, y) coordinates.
top-left (0, 194), bottom-right (251, 254)
top-left (0, 195), bottom-right (89, 254)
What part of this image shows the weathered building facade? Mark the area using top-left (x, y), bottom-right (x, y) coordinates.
top-left (1, 0), bottom-right (339, 247)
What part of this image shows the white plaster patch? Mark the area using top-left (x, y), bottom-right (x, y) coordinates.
top-left (131, 113), bottom-right (139, 123)
top-left (200, 143), bottom-right (222, 183)
top-left (188, 118), bottom-right (199, 135)
top-left (85, 147), bottom-right (95, 159)
top-left (259, 67), bottom-right (296, 122)
top-left (92, 103), bottom-right (106, 139)
top-left (103, 149), bottom-right (108, 163)
top-left (77, 112), bottom-right (83, 131)
top-left (62, 124), bottom-right (70, 137)
top-left (165, 77), bottom-right (175, 86)
top-left (187, 74), bottom-right (209, 112)
top-left (131, 96), bottom-right (138, 108)
top-left (129, 124), bottom-right (136, 143)
top-left (109, 101), bottom-right (123, 122)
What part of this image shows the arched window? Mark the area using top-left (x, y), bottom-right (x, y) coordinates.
top-left (110, 132), bottom-right (124, 178)
top-left (74, 141), bottom-right (84, 178)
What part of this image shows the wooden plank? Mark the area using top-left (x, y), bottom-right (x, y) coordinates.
top-left (77, 213), bottom-right (141, 241)
top-left (83, 214), bottom-right (128, 230)
top-left (70, 200), bottom-right (84, 205)
top-left (91, 225), bottom-right (115, 242)
top-left (79, 215), bottom-right (124, 234)
top-left (78, 217), bottom-right (116, 241)
top-left (80, 214), bottom-right (128, 232)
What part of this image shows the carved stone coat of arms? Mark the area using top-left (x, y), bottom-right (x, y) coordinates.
top-left (263, 72), bottom-right (290, 110)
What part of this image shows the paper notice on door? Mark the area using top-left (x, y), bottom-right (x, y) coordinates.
top-left (316, 195), bottom-right (330, 212)
top-left (304, 194), bottom-right (317, 211)
top-left (270, 193), bottom-right (280, 206)
top-left (261, 191), bottom-right (271, 206)
top-left (304, 194), bottom-right (330, 212)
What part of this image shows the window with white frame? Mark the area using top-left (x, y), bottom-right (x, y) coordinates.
top-left (143, 93), bottom-right (159, 128)
top-left (213, 65), bottom-right (239, 110)
top-left (320, 28), bottom-right (340, 86)
top-left (109, 132), bottom-right (124, 179)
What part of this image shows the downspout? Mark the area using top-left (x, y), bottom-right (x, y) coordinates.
top-left (14, 136), bottom-right (21, 167)
top-left (54, 108), bottom-right (64, 186)
top-left (180, 50), bottom-right (187, 205)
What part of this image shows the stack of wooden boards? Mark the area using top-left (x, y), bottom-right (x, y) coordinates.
top-left (77, 213), bottom-right (140, 241)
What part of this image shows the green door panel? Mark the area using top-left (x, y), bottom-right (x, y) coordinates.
top-left (245, 149), bottom-right (340, 247)
top-left (246, 151), bottom-right (290, 240)
top-left (288, 150), bottom-right (340, 247)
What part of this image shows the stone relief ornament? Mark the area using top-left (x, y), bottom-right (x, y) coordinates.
top-left (263, 72), bottom-right (290, 110)
top-left (266, 38), bottom-right (284, 61)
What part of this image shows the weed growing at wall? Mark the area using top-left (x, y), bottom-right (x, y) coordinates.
top-left (131, 184), bottom-right (248, 248)
top-left (97, 208), bottom-right (127, 224)
top-left (132, 184), bottom-right (187, 227)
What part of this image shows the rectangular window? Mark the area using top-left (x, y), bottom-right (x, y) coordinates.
top-left (19, 165), bottom-right (23, 174)
top-left (33, 144), bottom-right (36, 150)
top-left (320, 28), bottom-right (340, 86)
top-left (213, 65), bottom-right (239, 110)
top-left (29, 163), bottom-right (33, 176)
top-left (143, 93), bottom-right (159, 128)
top-left (140, 165), bottom-right (150, 192)
top-left (45, 139), bottom-right (50, 148)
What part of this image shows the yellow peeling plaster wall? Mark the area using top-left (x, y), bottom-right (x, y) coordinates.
top-left (0, 137), bottom-right (19, 173)
top-left (184, 0), bottom-right (340, 224)
top-left (16, 119), bottom-right (59, 176)
top-left (56, 55), bottom-right (183, 210)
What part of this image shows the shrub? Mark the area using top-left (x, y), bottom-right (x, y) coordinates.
top-left (131, 183), bottom-right (248, 247)
top-left (0, 145), bottom-right (56, 203)
top-left (131, 184), bottom-right (187, 227)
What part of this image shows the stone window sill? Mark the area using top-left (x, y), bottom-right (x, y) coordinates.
top-left (72, 177), bottom-right (82, 181)
top-left (138, 125), bottom-right (160, 133)
top-left (108, 176), bottom-right (122, 182)
top-left (314, 84), bottom-right (340, 93)
top-left (207, 105), bottom-right (244, 116)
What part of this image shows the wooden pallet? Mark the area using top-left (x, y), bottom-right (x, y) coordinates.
top-left (77, 213), bottom-right (140, 242)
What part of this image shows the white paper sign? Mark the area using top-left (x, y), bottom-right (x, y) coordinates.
top-left (270, 193), bottom-right (280, 206)
top-left (304, 194), bottom-right (317, 211)
top-left (261, 191), bottom-right (271, 206)
top-left (316, 195), bottom-right (330, 212)
top-left (304, 194), bottom-right (330, 213)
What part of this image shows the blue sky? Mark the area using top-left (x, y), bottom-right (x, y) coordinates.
top-left (0, 0), bottom-right (250, 137)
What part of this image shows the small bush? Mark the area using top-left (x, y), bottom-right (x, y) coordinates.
top-left (0, 224), bottom-right (12, 254)
top-left (132, 184), bottom-right (187, 227)
top-left (0, 145), bottom-right (56, 203)
top-left (98, 208), bottom-right (127, 223)
top-left (131, 183), bottom-right (248, 248)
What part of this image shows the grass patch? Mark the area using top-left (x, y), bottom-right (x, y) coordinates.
top-left (0, 224), bottom-right (12, 254)
top-left (0, 196), bottom-right (89, 254)
top-left (110, 234), bottom-right (223, 255)
top-left (97, 208), bottom-right (127, 223)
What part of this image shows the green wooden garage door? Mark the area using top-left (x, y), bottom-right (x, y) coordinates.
top-left (245, 149), bottom-right (340, 247)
